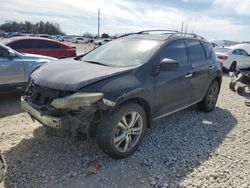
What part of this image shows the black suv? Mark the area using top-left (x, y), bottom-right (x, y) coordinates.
top-left (21, 30), bottom-right (222, 159)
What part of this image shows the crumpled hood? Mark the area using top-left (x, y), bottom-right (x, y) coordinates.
top-left (31, 58), bottom-right (136, 91)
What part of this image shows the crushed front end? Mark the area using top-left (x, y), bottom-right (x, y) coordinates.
top-left (21, 82), bottom-right (112, 140)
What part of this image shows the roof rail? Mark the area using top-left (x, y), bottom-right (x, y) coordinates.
top-left (118, 30), bottom-right (205, 40)
top-left (185, 33), bottom-right (204, 39)
top-left (137, 30), bottom-right (180, 34)
top-left (118, 30), bottom-right (180, 38)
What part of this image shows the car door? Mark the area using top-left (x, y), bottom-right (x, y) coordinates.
top-left (231, 49), bottom-right (245, 69)
top-left (0, 47), bottom-right (25, 86)
top-left (154, 39), bottom-right (192, 117)
top-left (33, 40), bottom-right (60, 58)
top-left (187, 40), bottom-right (215, 103)
top-left (8, 39), bottom-right (34, 54)
top-left (240, 49), bottom-right (250, 69)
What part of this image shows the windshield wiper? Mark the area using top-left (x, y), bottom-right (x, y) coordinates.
top-left (84, 60), bottom-right (109, 66)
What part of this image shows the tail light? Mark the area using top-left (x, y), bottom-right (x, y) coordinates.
top-left (217, 55), bottom-right (228, 60)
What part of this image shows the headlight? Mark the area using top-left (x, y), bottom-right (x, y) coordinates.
top-left (51, 92), bottom-right (103, 109)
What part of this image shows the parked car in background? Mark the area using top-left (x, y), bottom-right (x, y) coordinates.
top-left (94, 38), bottom-right (112, 45)
top-left (72, 37), bottom-right (88, 44)
top-left (0, 43), bottom-right (56, 92)
top-left (21, 30), bottom-right (222, 159)
top-left (215, 47), bottom-right (250, 70)
top-left (3, 37), bottom-right (76, 59)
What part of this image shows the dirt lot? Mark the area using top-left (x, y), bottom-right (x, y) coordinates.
top-left (0, 74), bottom-right (249, 188)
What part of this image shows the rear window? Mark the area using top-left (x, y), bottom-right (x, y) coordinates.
top-left (214, 48), bottom-right (230, 53)
top-left (33, 40), bottom-right (60, 49)
top-left (8, 40), bottom-right (33, 49)
top-left (202, 42), bottom-right (213, 58)
top-left (188, 40), bottom-right (207, 63)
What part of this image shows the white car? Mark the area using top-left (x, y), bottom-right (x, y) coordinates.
top-left (215, 47), bottom-right (250, 70)
top-left (72, 37), bottom-right (88, 44)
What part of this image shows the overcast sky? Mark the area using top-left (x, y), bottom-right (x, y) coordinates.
top-left (1, 0), bottom-right (250, 41)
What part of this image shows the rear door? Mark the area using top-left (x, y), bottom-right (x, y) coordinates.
top-left (187, 40), bottom-right (215, 103)
top-left (0, 47), bottom-right (25, 85)
top-left (8, 39), bottom-right (33, 54)
top-left (33, 40), bottom-right (61, 58)
top-left (240, 49), bottom-right (250, 69)
top-left (154, 40), bottom-right (192, 117)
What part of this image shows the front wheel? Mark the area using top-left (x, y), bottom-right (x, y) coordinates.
top-left (198, 81), bottom-right (220, 112)
top-left (97, 102), bottom-right (146, 159)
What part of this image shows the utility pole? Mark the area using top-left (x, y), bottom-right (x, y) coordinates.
top-left (98, 9), bottom-right (100, 38)
top-left (181, 21), bottom-right (184, 35)
top-left (185, 24), bottom-right (187, 35)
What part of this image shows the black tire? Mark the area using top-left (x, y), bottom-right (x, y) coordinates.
top-left (237, 86), bottom-right (245, 96)
top-left (97, 102), bottom-right (147, 159)
top-left (198, 80), bottom-right (220, 112)
top-left (229, 82), bottom-right (236, 92)
top-left (229, 61), bottom-right (237, 72)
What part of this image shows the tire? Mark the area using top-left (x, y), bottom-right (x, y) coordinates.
top-left (229, 82), bottom-right (236, 92)
top-left (229, 61), bottom-right (237, 72)
top-left (198, 80), bottom-right (220, 112)
top-left (97, 102), bottom-right (147, 159)
top-left (237, 86), bottom-right (245, 96)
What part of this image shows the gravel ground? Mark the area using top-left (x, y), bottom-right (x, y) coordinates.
top-left (0, 74), bottom-right (250, 188)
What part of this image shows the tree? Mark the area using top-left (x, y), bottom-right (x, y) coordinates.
top-left (0, 21), bottom-right (65, 35)
top-left (101, 33), bottom-right (110, 38)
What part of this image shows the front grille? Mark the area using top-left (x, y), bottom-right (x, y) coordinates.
top-left (25, 82), bottom-right (72, 106)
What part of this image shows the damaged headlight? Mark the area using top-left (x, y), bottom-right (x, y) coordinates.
top-left (51, 92), bottom-right (103, 109)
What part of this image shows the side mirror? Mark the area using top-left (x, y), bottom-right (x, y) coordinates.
top-left (8, 50), bottom-right (16, 58)
top-left (159, 58), bottom-right (179, 71)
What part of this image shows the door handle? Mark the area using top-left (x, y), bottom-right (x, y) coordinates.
top-left (185, 73), bottom-right (193, 78)
top-left (209, 65), bottom-right (214, 70)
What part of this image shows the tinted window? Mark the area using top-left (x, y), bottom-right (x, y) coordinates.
top-left (202, 42), bottom-right (213, 58)
top-left (241, 49), bottom-right (248, 56)
top-left (33, 40), bottom-right (60, 49)
top-left (188, 40), bottom-right (207, 63)
top-left (8, 40), bottom-right (33, 49)
top-left (232, 49), bottom-right (242, 55)
top-left (0, 47), bottom-right (9, 58)
top-left (160, 40), bottom-right (188, 65)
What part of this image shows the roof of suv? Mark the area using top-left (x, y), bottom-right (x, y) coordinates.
top-left (119, 30), bottom-right (208, 42)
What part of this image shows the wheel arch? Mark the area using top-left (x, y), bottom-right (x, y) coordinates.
top-left (117, 97), bottom-right (152, 128)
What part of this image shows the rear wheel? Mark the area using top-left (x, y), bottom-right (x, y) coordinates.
top-left (198, 81), bottom-right (220, 112)
top-left (97, 102), bottom-right (146, 159)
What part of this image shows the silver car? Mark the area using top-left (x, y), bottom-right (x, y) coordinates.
top-left (0, 43), bottom-right (56, 92)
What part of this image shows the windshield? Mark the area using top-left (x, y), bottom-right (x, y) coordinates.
top-left (82, 39), bottom-right (163, 67)
top-left (214, 48), bottom-right (230, 53)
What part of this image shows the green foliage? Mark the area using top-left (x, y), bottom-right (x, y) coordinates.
top-left (0, 21), bottom-right (65, 35)
top-left (101, 33), bottom-right (110, 38)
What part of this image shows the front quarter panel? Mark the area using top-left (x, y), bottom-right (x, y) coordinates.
top-left (79, 65), bottom-right (155, 111)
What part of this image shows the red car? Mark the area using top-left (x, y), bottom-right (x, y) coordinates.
top-left (3, 37), bottom-right (76, 59)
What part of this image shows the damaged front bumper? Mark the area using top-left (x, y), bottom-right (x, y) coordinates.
top-left (21, 98), bottom-right (65, 129)
top-left (21, 94), bottom-right (116, 139)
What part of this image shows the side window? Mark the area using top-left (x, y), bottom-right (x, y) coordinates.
top-left (160, 40), bottom-right (188, 65)
top-left (188, 40), bottom-right (207, 64)
top-left (241, 49), bottom-right (248, 56)
top-left (201, 42), bottom-right (213, 59)
top-left (0, 47), bottom-right (9, 58)
top-left (8, 40), bottom-right (33, 49)
top-left (33, 40), bottom-right (60, 49)
top-left (232, 49), bottom-right (242, 55)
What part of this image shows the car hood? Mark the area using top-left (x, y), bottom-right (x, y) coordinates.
top-left (31, 58), bottom-right (137, 91)
top-left (20, 53), bottom-right (57, 61)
